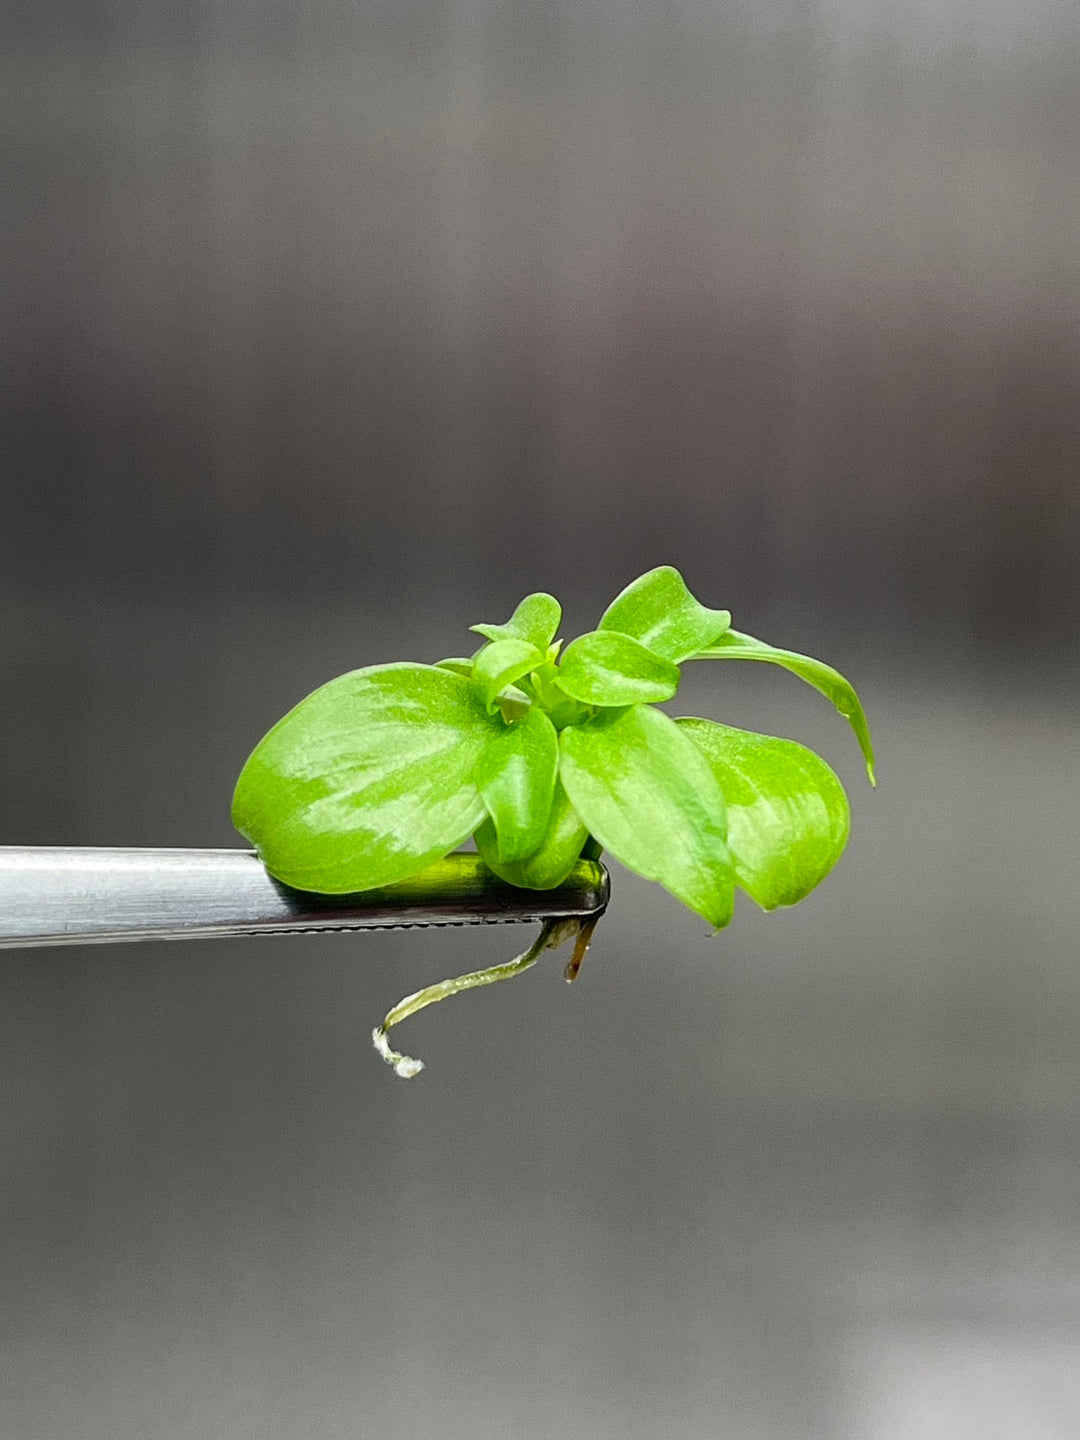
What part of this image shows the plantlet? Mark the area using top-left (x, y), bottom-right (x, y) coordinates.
top-left (232, 567), bottom-right (874, 1076)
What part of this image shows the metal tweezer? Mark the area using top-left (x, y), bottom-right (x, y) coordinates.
top-left (0, 848), bottom-right (610, 950)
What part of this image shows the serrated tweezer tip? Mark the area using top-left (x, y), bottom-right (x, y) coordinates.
top-left (0, 848), bottom-right (609, 950)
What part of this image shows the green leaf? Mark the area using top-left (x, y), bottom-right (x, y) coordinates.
top-left (692, 630), bottom-right (876, 784)
top-left (475, 780), bottom-right (589, 890)
top-left (556, 631), bottom-right (681, 707)
top-left (559, 705), bottom-right (734, 927)
top-left (232, 663), bottom-right (502, 893)
top-left (599, 565), bottom-right (731, 662)
top-left (677, 719), bottom-right (850, 910)
top-left (436, 657), bottom-right (474, 677)
top-left (470, 592), bottom-right (562, 650)
top-left (471, 637), bottom-right (546, 713)
top-left (475, 706), bottom-right (559, 863)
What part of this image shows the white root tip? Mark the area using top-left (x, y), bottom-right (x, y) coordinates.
top-left (371, 1026), bottom-right (425, 1079)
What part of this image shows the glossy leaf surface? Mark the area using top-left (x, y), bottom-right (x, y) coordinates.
top-left (471, 637), bottom-right (545, 713)
top-left (559, 705), bottom-right (734, 927)
top-left (475, 706), bottom-right (559, 863)
top-left (475, 780), bottom-right (589, 890)
top-left (556, 631), bottom-right (681, 707)
top-left (693, 629), bottom-right (875, 783)
top-left (232, 663), bottom-right (501, 892)
top-left (677, 718), bottom-right (850, 909)
top-left (471, 592), bottom-right (562, 650)
top-left (599, 565), bottom-right (731, 662)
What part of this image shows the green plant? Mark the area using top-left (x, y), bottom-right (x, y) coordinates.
top-left (233, 567), bottom-right (874, 1075)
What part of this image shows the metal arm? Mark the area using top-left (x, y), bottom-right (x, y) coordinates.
top-left (0, 848), bottom-right (609, 950)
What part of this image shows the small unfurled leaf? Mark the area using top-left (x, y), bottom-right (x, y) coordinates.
top-left (677, 718), bottom-right (850, 910)
top-left (436, 657), bottom-right (474, 677)
top-left (232, 664), bottom-right (502, 892)
top-left (475, 706), bottom-right (558, 863)
top-left (556, 631), bottom-right (681, 707)
top-left (691, 630), bottom-right (875, 784)
top-left (475, 780), bottom-right (589, 889)
top-left (599, 565), bottom-right (731, 662)
top-left (471, 637), bottom-right (546, 713)
top-left (559, 705), bottom-right (734, 927)
top-left (471, 592), bottom-right (562, 650)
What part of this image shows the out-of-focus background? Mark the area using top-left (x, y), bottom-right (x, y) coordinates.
top-left (3, 1), bottom-right (1079, 1436)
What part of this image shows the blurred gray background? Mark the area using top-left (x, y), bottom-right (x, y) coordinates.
top-left (2, 0), bottom-right (1079, 1436)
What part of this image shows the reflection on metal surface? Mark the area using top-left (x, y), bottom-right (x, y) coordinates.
top-left (0, 848), bottom-right (609, 948)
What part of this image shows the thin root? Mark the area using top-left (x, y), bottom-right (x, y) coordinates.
top-left (563, 914), bottom-right (599, 983)
top-left (371, 916), bottom-right (584, 1078)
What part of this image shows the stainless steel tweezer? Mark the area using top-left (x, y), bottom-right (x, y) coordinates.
top-left (0, 848), bottom-right (610, 950)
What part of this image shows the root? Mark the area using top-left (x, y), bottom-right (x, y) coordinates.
top-left (371, 916), bottom-right (584, 1078)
